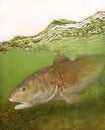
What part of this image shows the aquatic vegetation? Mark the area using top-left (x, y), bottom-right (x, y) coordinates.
top-left (1, 84), bottom-right (105, 130)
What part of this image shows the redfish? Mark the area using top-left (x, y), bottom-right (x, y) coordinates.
top-left (9, 54), bottom-right (105, 109)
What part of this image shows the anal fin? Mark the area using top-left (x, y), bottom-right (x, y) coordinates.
top-left (44, 85), bottom-right (58, 103)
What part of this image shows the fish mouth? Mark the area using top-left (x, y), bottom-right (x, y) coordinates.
top-left (9, 97), bottom-right (15, 102)
top-left (9, 98), bottom-right (32, 110)
top-left (15, 103), bottom-right (32, 110)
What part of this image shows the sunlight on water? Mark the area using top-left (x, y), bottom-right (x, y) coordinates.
top-left (0, 11), bottom-right (105, 55)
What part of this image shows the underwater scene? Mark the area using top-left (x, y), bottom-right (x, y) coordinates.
top-left (0, 11), bottom-right (105, 130)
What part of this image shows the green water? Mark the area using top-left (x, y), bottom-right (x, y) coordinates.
top-left (44, 34), bottom-right (105, 55)
top-left (0, 48), bottom-right (105, 130)
top-left (0, 49), bottom-right (56, 101)
top-left (0, 49), bottom-right (104, 100)
top-left (0, 11), bottom-right (105, 130)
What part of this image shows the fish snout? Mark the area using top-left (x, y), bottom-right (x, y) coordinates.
top-left (9, 94), bottom-right (15, 102)
top-left (8, 92), bottom-right (17, 102)
top-left (9, 97), bottom-right (14, 102)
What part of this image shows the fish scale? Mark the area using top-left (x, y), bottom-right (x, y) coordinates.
top-left (57, 56), bottom-right (105, 96)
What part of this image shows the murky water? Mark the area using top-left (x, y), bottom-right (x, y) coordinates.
top-left (0, 11), bottom-right (105, 130)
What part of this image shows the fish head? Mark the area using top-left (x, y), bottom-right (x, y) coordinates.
top-left (9, 78), bottom-right (36, 110)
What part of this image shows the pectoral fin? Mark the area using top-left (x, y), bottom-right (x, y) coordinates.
top-left (60, 93), bottom-right (80, 104)
top-left (43, 85), bottom-right (58, 103)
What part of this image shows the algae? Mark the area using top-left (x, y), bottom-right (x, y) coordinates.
top-left (1, 82), bottom-right (105, 130)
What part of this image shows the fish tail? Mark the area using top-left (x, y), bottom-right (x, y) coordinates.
top-left (98, 73), bottom-right (105, 87)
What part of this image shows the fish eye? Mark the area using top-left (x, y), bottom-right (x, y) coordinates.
top-left (22, 88), bottom-right (26, 91)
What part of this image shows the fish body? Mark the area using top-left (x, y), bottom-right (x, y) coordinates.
top-left (9, 54), bottom-right (105, 109)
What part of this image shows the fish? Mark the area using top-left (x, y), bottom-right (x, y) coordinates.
top-left (98, 73), bottom-right (105, 86)
top-left (9, 54), bottom-right (105, 110)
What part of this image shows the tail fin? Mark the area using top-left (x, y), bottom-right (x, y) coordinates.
top-left (98, 73), bottom-right (105, 87)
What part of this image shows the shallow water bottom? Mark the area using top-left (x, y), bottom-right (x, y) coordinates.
top-left (1, 82), bottom-right (105, 130)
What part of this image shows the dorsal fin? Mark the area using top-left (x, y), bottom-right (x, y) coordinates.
top-left (53, 53), bottom-right (69, 65)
